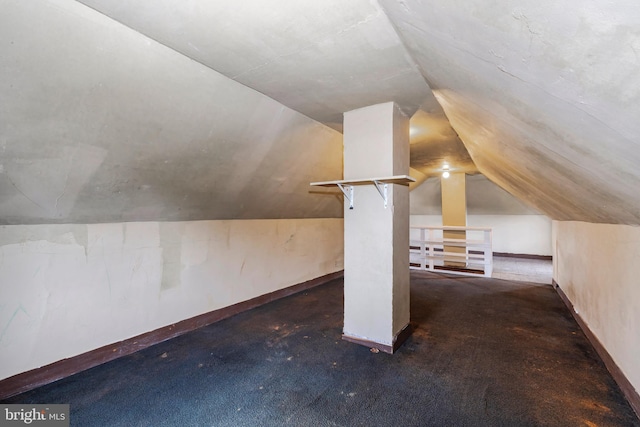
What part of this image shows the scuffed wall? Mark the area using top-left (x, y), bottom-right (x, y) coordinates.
top-left (553, 221), bottom-right (640, 397)
top-left (0, 218), bottom-right (343, 380)
top-left (411, 215), bottom-right (552, 256)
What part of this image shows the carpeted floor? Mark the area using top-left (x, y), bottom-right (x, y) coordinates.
top-left (3, 272), bottom-right (639, 426)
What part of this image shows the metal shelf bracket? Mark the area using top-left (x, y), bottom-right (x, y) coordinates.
top-left (337, 183), bottom-right (354, 210)
top-left (372, 180), bottom-right (388, 208)
top-left (310, 175), bottom-right (414, 210)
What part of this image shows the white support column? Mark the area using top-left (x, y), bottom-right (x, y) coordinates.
top-left (342, 102), bottom-right (411, 353)
top-left (441, 172), bottom-right (467, 267)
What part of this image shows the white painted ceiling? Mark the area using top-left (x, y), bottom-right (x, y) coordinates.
top-left (2, 0), bottom-right (639, 224)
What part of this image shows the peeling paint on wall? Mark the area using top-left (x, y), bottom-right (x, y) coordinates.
top-left (0, 225), bottom-right (88, 250)
top-left (0, 218), bottom-right (343, 381)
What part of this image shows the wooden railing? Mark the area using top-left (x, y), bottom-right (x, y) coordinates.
top-left (410, 226), bottom-right (493, 277)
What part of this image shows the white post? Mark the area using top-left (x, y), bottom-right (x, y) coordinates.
top-left (420, 227), bottom-right (426, 270)
top-left (485, 229), bottom-right (493, 277)
top-left (428, 227), bottom-right (435, 271)
top-left (342, 102), bottom-right (411, 353)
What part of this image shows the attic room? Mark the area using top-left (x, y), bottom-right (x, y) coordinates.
top-left (1, 0), bottom-right (639, 425)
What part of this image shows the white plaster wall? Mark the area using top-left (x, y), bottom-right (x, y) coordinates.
top-left (411, 215), bottom-right (552, 256)
top-left (553, 220), bottom-right (640, 397)
top-left (0, 218), bottom-right (343, 380)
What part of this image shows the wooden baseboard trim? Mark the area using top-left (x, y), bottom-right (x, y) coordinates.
top-left (0, 270), bottom-right (344, 400)
top-left (342, 323), bottom-right (413, 354)
top-left (493, 252), bottom-right (552, 260)
top-left (553, 280), bottom-right (640, 418)
top-left (414, 250), bottom-right (552, 261)
top-left (433, 265), bottom-right (484, 275)
top-left (393, 323), bottom-right (413, 352)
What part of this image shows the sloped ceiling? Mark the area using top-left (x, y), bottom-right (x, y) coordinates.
top-left (76, 0), bottom-right (473, 179)
top-left (380, 0), bottom-right (640, 224)
top-left (2, 0), bottom-right (639, 224)
top-left (76, 0), bottom-right (437, 131)
top-left (1, 0), bottom-right (343, 224)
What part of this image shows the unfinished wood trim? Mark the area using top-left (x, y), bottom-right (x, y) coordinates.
top-left (553, 280), bottom-right (640, 418)
top-left (0, 270), bottom-right (344, 400)
top-left (342, 323), bottom-right (413, 355)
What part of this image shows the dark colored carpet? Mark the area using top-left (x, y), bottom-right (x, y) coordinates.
top-left (4, 272), bottom-right (639, 426)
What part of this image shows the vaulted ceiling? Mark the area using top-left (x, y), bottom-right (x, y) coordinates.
top-left (2, 0), bottom-right (639, 224)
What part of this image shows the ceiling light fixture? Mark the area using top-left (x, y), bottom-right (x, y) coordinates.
top-left (442, 164), bottom-right (450, 178)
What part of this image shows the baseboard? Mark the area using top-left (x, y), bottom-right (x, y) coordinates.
top-left (0, 270), bottom-right (344, 400)
top-left (433, 265), bottom-right (484, 275)
top-left (413, 249), bottom-right (552, 261)
top-left (493, 252), bottom-right (552, 260)
top-left (553, 280), bottom-right (640, 418)
top-left (342, 323), bottom-right (413, 354)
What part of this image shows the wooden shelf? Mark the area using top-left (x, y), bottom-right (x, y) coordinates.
top-left (310, 174), bottom-right (415, 187)
top-left (310, 175), bottom-right (415, 209)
